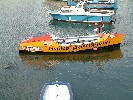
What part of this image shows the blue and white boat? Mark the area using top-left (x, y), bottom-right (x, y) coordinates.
top-left (49, 2), bottom-right (115, 23)
top-left (40, 82), bottom-right (73, 100)
top-left (67, 0), bottom-right (118, 9)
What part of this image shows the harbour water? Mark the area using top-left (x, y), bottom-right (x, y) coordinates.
top-left (0, 0), bottom-right (133, 100)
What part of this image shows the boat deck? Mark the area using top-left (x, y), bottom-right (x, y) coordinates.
top-left (42, 84), bottom-right (71, 100)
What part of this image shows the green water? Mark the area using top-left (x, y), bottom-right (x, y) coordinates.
top-left (0, 0), bottom-right (133, 100)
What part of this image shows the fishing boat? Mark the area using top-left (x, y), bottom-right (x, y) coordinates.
top-left (19, 31), bottom-right (124, 53)
top-left (67, 0), bottom-right (118, 9)
top-left (40, 82), bottom-right (73, 100)
top-left (48, 1), bottom-right (115, 23)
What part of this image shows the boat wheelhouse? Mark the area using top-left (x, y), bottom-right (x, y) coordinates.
top-left (49, 1), bottom-right (115, 23)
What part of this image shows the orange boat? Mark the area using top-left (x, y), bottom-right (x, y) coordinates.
top-left (19, 32), bottom-right (124, 53)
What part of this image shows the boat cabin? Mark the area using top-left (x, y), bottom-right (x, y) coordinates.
top-left (55, 35), bottom-right (100, 46)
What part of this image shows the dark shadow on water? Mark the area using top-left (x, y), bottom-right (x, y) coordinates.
top-left (49, 19), bottom-right (115, 33)
top-left (19, 47), bottom-right (123, 70)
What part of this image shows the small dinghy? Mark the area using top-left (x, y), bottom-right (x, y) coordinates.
top-left (40, 82), bottom-right (73, 100)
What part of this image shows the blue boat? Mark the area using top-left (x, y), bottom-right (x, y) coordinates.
top-left (48, 2), bottom-right (115, 23)
top-left (67, 0), bottom-right (118, 9)
top-left (40, 82), bottom-right (73, 100)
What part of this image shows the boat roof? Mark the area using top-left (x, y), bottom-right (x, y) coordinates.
top-left (40, 82), bottom-right (73, 100)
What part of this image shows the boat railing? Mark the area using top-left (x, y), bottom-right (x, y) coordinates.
top-left (58, 37), bottom-right (99, 46)
top-left (101, 10), bottom-right (108, 13)
top-left (89, 9), bottom-right (111, 14)
top-left (79, 35), bottom-right (99, 38)
top-left (52, 34), bottom-right (102, 46)
top-left (79, 38), bottom-right (98, 41)
top-left (85, 0), bottom-right (115, 4)
top-left (54, 38), bottom-right (65, 42)
top-left (65, 39), bottom-right (78, 43)
top-left (84, 41), bottom-right (92, 44)
top-left (90, 10), bottom-right (101, 13)
top-left (71, 43), bottom-right (83, 45)
top-left (61, 43), bottom-right (71, 46)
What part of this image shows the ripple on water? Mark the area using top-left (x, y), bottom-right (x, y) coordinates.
top-left (1, 0), bottom-right (133, 100)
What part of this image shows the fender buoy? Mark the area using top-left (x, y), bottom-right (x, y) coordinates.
top-left (95, 23), bottom-right (98, 26)
top-left (104, 4), bottom-right (107, 8)
top-left (94, 4), bottom-right (96, 8)
top-left (93, 47), bottom-right (98, 51)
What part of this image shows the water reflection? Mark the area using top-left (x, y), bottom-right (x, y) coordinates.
top-left (49, 19), bottom-right (115, 33)
top-left (19, 48), bottom-right (123, 69)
